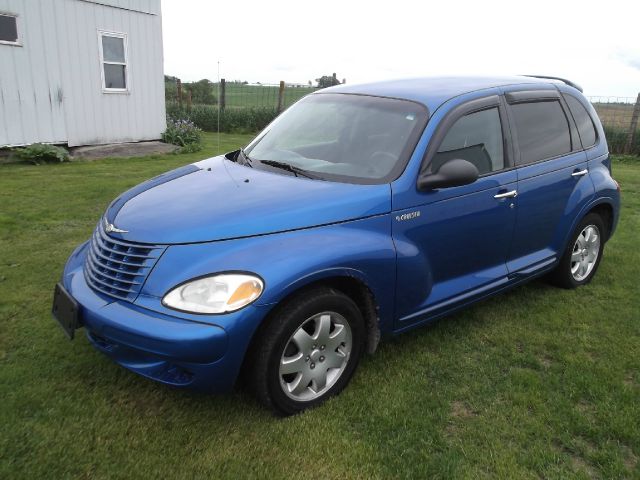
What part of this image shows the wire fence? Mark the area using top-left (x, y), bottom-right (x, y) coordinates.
top-left (587, 95), bottom-right (640, 154)
top-left (165, 78), bottom-right (320, 111)
top-left (165, 77), bottom-right (640, 154)
top-left (588, 96), bottom-right (638, 129)
top-left (165, 78), bottom-right (322, 134)
top-left (223, 82), bottom-right (319, 110)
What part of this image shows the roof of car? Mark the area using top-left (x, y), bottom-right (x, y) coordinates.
top-left (320, 76), bottom-right (568, 113)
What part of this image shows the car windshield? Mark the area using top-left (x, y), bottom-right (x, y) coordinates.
top-left (243, 93), bottom-right (428, 183)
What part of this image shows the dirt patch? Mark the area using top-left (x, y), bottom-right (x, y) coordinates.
top-left (450, 400), bottom-right (478, 419)
top-left (554, 437), bottom-right (600, 478)
top-left (70, 141), bottom-right (178, 160)
top-left (623, 372), bottom-right (636, 387)
top-left (570, 455), bottom-right (598, 479)
top-left (576, 400), bottom-right (594, 415)
top-left (622, 445), bottom-right (638, 471)
top-left (538, 355), bottom-right (553, 368)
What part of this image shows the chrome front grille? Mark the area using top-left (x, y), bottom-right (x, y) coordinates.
top-left (83, 222), bottom-right (165, 301)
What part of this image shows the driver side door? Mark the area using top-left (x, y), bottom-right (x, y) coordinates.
top-left (393, 95), bottom-right (518, 329)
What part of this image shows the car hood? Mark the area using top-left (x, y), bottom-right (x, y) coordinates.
top-left (104, 155), bottom-right (391, 244)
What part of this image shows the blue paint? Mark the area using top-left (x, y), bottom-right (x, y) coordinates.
top-left (58, 76), bottom-right (620, 392)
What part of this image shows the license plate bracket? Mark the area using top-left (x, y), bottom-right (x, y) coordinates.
top-left (52, 283), bottom-right (81, 339)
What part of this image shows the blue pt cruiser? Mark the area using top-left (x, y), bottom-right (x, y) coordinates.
top-left (53, 76), bottom-right (620, 415)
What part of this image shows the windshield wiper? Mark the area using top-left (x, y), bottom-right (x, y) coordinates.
top-left (238, 148), bottom-right (253, 167)
top-left (258, 159), bottom-right (315, 179)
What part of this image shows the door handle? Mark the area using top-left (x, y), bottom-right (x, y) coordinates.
top-left (494, 190), bottom-right (518, 199)
top-left (571, 169), bottom-right (588, 177)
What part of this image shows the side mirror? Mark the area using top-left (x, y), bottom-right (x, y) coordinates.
top-left (417, 158), bottom-right (479, 190)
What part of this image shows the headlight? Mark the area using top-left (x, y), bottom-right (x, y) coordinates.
top-left (162, 274), bottom-right (264, 314)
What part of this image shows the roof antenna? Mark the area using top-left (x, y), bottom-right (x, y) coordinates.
top-left (216, 60), bottom-right (221, 153)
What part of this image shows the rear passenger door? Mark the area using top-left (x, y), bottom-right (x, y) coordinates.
top-left (502, 88), bottom-right (592, 274)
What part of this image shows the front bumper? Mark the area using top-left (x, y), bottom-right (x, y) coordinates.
top-left (60, 242), bottom-right (269, 392)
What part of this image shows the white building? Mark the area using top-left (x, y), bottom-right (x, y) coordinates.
top-left (0, 0), bottom-right (165, 147)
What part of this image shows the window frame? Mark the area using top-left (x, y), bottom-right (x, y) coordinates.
top-left (420, 95), bottom-right (513, 180)
top-left (504, 89), bottom-right (580, 167)
top-left (0, 12), bottom-right (21, 47)
top-left (97, 30), bottom-right (129, 93)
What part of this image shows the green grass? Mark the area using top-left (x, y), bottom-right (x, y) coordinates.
top-left (1, 133), bottom-right (639, 479)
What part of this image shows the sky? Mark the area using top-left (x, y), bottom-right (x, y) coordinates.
top-left (161, 0), bottom-right (640, 98)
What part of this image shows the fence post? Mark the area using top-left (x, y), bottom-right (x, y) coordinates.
top-left (220, 79), bottom-right (226, 111)
top-left (177, 79), bottom-right (182, 108)
top-left (624, 92), bottom-right (640, 154)
top-left (277, 80), bottom-right (285, 113)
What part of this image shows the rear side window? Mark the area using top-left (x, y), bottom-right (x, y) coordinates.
top-left (432, 107), bottom-right (504, 175)
top-left (510, 101), bottom-right (571, 165)
top-left (564, 95), bottom-right (597, 148)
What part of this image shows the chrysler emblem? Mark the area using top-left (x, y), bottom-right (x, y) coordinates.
top-left (104, 218), bottom-right (128, 234)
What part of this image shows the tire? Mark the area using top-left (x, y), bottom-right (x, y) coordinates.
top-left (249, 287), bottom-right (365, 416)
top-left (547, 213), bottom-right (606, 289)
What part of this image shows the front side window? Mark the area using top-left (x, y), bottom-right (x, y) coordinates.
top-left (564, 94), bottom-right (597, 148)
top-left (431, 107), bottom-right (504, 175)
top-left (510, 100), bottom-right (571, 165)
top-left (99, 32), bottom-right (128, 91)
top-left (244, 94), bottom-right (428, 183)
top-left (0, 13), bottom-right (19, 44)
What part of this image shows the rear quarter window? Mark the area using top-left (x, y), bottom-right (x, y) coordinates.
top-left (564, 94), bottom-right (597, 148)
top-left (510, 100), bottom-right (571, 165)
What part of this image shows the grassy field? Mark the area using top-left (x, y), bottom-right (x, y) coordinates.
top-left (591, 102), bottom-right (639, 130)
top-left (1, 133), bottom-right (639, 479)
top-left (223, 83), bottom-right (317, 109)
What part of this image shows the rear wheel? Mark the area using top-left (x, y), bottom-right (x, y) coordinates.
top-left (547, 213), bottom-right (605, 289)
top-left (249, 287), bottom-right (364, 416)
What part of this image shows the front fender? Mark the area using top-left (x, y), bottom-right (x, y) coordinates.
top-left (140, 214), bottom-right (396, 332)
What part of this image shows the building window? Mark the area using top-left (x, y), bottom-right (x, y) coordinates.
top-left (98, 31), bottom-right (128, 92)
top-left (0, 13), bottom-right (20, 45)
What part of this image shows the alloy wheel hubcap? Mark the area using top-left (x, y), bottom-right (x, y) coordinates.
top-left (279, 311), bottom-right (352, 401)
top-left (570, 225), bottom-right (600, 281)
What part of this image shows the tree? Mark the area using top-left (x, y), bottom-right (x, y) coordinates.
top-left (315, 74), bottom-right (341, 88)
top-left (186, 79), bottom-right (217, 105)
top-left (164, 75), bottom-right (179, 101)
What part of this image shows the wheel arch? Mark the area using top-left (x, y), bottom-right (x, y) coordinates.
top-left (587, 202), bottom-right (614, 240)
top-left (561, 197), bottom-right (617, 254)
top-left (239, 272), bottom-right (383, 388)
top-left (259, 272), bottom-right (381, 352)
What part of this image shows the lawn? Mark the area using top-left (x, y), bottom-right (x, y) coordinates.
top-left (1, 134), bottom-right (638, 479)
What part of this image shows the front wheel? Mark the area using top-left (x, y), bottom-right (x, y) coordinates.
top-left (249, 287), bottom-right (365, 416)
top-left (547, 213), bottom-right (606, 289)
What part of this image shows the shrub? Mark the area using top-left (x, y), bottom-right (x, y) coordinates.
top-left (13, 143), bottom-right (69, 165)
top-left (162, 118), bottom-right (203, 153)
top-left (165, 102), bottom-right (278, 134)
top-left (218, 107), bottom-right (278, 133)
top-left (603, 126), bottom-right (639, 155)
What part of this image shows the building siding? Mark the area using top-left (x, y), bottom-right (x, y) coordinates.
top-left (80, 0), bottom-right (160, 16)
top-left (0, 0), bottom-right (165, 147)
